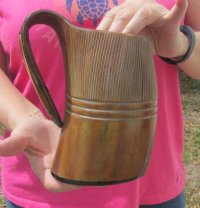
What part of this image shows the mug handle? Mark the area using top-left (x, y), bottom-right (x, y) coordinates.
top-left (19, 10), bottom-right (68, 127)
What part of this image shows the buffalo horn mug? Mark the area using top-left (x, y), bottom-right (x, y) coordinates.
top-left (19, 10), bottom-right (157, 186)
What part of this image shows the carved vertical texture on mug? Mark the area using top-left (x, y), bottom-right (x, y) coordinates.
top-left (65, 26), bottom-right (157, 102)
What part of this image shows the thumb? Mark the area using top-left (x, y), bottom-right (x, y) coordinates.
top-left (0, 133), bottom-right (28, 156)
top-left (165, 0), bottom-right (188, 25)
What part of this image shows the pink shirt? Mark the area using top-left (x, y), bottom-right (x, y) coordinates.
top-left (0, 0), bottom-right (185, 207)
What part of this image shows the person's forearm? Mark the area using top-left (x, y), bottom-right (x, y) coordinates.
top-left (0, 69), bottom-right (43, 131)
top-left (178, 32), bottom-right (200, 80)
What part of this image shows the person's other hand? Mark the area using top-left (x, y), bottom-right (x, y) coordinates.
top-left (97, 0), bottom-right (189, 59)
top-left (0, 114), bottom-right (80, 192)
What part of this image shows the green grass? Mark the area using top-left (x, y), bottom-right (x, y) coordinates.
top-left (195, 129), bottom-right (200, 146)
top-left (181, 72), bottom-right (200, 207)
top-left (0, 197), bottom-right (5, 208)
top-left (184, 127), bottom-right (200, 164)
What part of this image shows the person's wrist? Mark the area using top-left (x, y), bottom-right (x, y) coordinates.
top-left (26, 109), bottom-right (44, 119)
top-left (10, 108), bottom-right (45, 130)
top-left (171, 30), bottom-right (190, 60)
top-left (159, 25), bottom-right (196, 65)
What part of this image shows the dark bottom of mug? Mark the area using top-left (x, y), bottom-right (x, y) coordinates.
top-left (51, 172), bottom-right (137, 186)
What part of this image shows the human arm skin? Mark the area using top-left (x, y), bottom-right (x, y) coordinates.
top-left (0, 69), bottom-right (42, 130)
top-left (178, 0), bottom-right (200, 79)
top-left (0, 68), bottom-right (79, 192)
top-left (0, 43), bottom-right (40, 130)
top-left (97, 0), bottom-right (200, 79)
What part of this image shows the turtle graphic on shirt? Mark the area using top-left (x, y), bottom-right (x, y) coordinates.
top-left (66, 0), bottom-right (119, 26)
